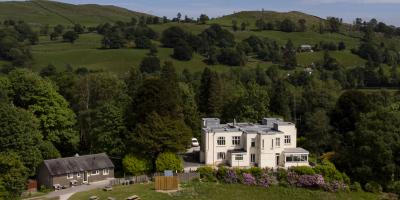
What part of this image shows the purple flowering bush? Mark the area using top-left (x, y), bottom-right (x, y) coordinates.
top-left (258, 172), bottom-right (274, 188)
top-left (224, 169), bottom-right (238, 184)
top-left (286, 171), bottom-right (300, 185)
top-left (296, 174), bottom-right (325, 188)
top-left (324, 180), bottom-right (349, 192)
top-left (242, 173), bottom-right (256, 185)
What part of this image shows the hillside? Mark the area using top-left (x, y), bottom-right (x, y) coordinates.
top-left (211, 11), bottom-right (325, 29)
top-left (0, 0), bottom-right (152, 26)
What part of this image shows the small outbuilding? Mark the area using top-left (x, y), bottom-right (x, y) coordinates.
top-left (299, 44), bottom-right (313, 52)
top-left (37, 153), bottom-right (114, 189)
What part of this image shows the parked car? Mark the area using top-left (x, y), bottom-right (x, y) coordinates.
top-left (191, 138), bottom-right (199, 147)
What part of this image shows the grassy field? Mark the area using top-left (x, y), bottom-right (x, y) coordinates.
top-left (69, 182), bottom-right (380, 200)
top-left (0, 0), bottom-right (149, 27)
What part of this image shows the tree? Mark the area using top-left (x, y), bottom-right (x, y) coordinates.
top-left (0, 103), bottom-right (44, 176)
top-left (303, 110), bottom-right (334, 155)
top-left (148, 44), bottom-right (158, 56)
top-left (198, 68), bottom-right (223, 117)
top-left (255, 19), bottom-right (266, 31)
top-left (135, 36), bottom-right (152, 49)
top-left (101, 31), bottom-right (126, 49)
top-left (139, 56), bottom-right (161, 73)
top-left (179, 83), bottom-right (201, 137)
top-left (62, 31), bottom-right (79, 43)
top-left (199, 14), bottom-right (209, 24)
top-left (282, 40), bottom-right (297, 69)
top-left (8, 69), bottom-right (78, 156)
top-left (53, 24), bottom-right (64, 35)
top-left (161, 26), bottom-right (187, 48)
top-left (200, 24), bottom-right (235, 48)
top-left (326, 17), bottom-right (342, 33)
top-left (155, 152), bottom-right (183, 172)
top-left (123, 154), bottom-right (152, 175)
top-left (0, 152), bottom-right (28, 199)
top-left (217, 48), bottom-right (247, 66)
top-left (73, 24), bottom-right (85, 34)
top-left (338, 41), bottom-right (346, 50)
top-left (280, 18), bottom-right (296, 32)
top-left (177, 12), bottom-right (182, 23)
top-left (321, 51), bottom-right (340, 70)
top-left (298, 19), bottom-right (307, 32)
top-left (241, 22), bottom-right (247, 31)
top-left (50, 32), bottom-right (59, 41)
top-left (129, 112), bottom-right (191, 159)
top-left (232, 20), bottom-right (238, 32)
top-left (173, 42), bottom-right (193, 61)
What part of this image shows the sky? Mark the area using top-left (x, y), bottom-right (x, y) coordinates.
top-left (55, 0), bottom-right (400, 26)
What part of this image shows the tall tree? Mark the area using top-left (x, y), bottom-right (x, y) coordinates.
top-left (282, 40), bottom-right (297, 69)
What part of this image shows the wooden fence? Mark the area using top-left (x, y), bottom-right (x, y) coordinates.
top-left (154, 176), bottom-right (179, 190)
top-left (152, 172), bottom-right (200, 183)
top-left (110, 175), bottom-right (149, 186)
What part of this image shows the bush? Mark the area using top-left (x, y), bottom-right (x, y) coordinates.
top-left (155, 152), bottom-right (183, 172)
top-left (350, 182), bottom-right (363, 192)
top-left (258, 172), bottom-right (274, 188)
top-left (197, 166), bottom-right (217, 182)
top-left (291, 166), bottom-right (316, 175)
top-left (276, 168), bottom-right (288, 182)
top-left (241, 173), bottom-right (256, 185)
top-left (224, 169), bottom-right (238, 184)
top-left (248, 167), bottom-right (263, 178)
top-left (139, 56), bottom-right (161, 73)
top-left (297, 174), bottom-right (325, 188)
top-left (172, 43), bottom-right (193, 61)
top-left (216, 166), bottom-right (228, 180)
top-left (324, 180), bottom-right (348, 192)
top-left (122, 154), bottom-right (152, 175)
top-left (314, 159), bottom-right (344, 182)
top-left (387, 181), bottom-right (400, 195)
top-left (62, 31), bottom-right (79, 43)
top-left (364, 181), bottom-right (382, 193)
top-left (217, 48), bottom-right (247, 66)
top-left (135, 36), bottom-right (152, 49)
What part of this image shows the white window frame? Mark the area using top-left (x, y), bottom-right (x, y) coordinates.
top-left (284, 135), bottom-right (291, 145)
top-left (250, 154), bottom-right (256, 163)
top-left (103, 169), bottom-right (109, 175)
top-left (67, 173), bottom-right (73, 179)
top-left (232, 136), bottom-right (240, 146)
top-left (217, 136), bottom-right (226, 146)
top-left (285, 154), bottom-right (308, 163)
top-left (91, 170), bottom-right (99, 175)
top-left (276, 138), bottom-right (281, 147)
top-left (217, 152), bottom-right (226, 160)
top-left (76, 172), bottom-right (81, 178)
top-left (235, 154), bottom-right (243, 161)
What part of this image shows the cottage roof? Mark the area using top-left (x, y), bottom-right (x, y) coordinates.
top-left (283, 148), bottom-right (309, 154)
top-left (43, 153), bottom-right (114, 176)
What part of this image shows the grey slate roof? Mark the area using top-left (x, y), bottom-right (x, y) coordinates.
top-left (43, 153), bottom-right (114, 176)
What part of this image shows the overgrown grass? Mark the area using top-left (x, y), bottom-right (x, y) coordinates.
top-left (69, 182), bottom-right (380, 200)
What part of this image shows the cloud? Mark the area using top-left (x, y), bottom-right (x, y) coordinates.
top-left (303, 0), bottom-right (400, 4)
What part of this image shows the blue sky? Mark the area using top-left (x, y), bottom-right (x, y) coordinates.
top-left (57, 0), bottom-right (400, 26)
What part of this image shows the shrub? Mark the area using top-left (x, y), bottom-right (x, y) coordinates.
top-left (135, 36), bottom-right (152, 49)
top-left (139, 56), bottom-right (161, 73)
top-left (324, 180), bottom-right (348, 192)
top-left (172, 43), bottom-right (193, 61)
top-left (216, 166), bottom-right (228, 180)
top-left (122, 154), bottom-right (152, 175)
top-left (291, 166), bottom-right (316, 175)
top-left (297, 174), bottom-right (325, 188)
top-left (197, 166), bottom-right (217, 182)
top-left (155, 152), bottom-right (183, 172)
top-left (350, 182), bottom-right (363, 192)
top-left (286, 171), bottom-right (299, 185)
top-left (224, 169), bottom-right (238, 184)
top-left (248, 167), bottom-right (263, 178)
top-left (314, 159), bottom-right (343, 182)
top-left (62, 31), bottom-right (79, 43)
top-left (242, 173), bottom-right (256, 185)
top-left (387, 181), bottom-right (400, 195)
top-left (364, 181), bottom-right (382, 193)
top-left (276, 168), bottom-right (288, 182)
top-left (258, 172), bottom-right (274, 188)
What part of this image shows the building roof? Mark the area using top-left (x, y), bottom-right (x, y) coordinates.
top-left (43, 153), bottom-right (114, 176)
top-left (283, 148), bottom-right (309, 154)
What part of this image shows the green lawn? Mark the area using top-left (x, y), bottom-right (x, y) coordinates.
top-left (297, 50), bottom-right (366, 67)
top-left (69, 182), bottom-right (380, 200)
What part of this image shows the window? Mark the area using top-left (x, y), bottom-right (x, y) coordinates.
top-left (217, 137), bottom-right (225, 146)
top-left (67, 173), bottom-right (73, 179)
top-left (103, 169), bottom-right (109, 175)
top-left (262, 139), bottom-right (264, 149)
top-left (284, 135), bottom-right (291, 144)
top-left (285, 154), bottom-right (308, 162)
top-left (251, 138), bottom-right (255, 147)
top-left (276, 138), bottom-right (280, 147)
top-left (235, 154), bottom-right (243, 161)
top-left (76, 172), bottom-right (81, 178)
top-left (232, 136), bottom-right (240, 146)
top-left (250, 154), bottom-right (256, 163)
top-left (271, 139), bottom-right (274, 148)
top-left (217, 152), bottom-right (226, 160)
top-left (91, 170), bottom-right (99, 175)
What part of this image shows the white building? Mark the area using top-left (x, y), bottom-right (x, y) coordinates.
top-left (200, 118), bottom-right (309, 169)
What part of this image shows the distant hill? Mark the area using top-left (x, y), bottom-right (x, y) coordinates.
top-left (0, 0), bottom-right (152, 27)
top-left (211, 10), bottom-right (327, 30)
